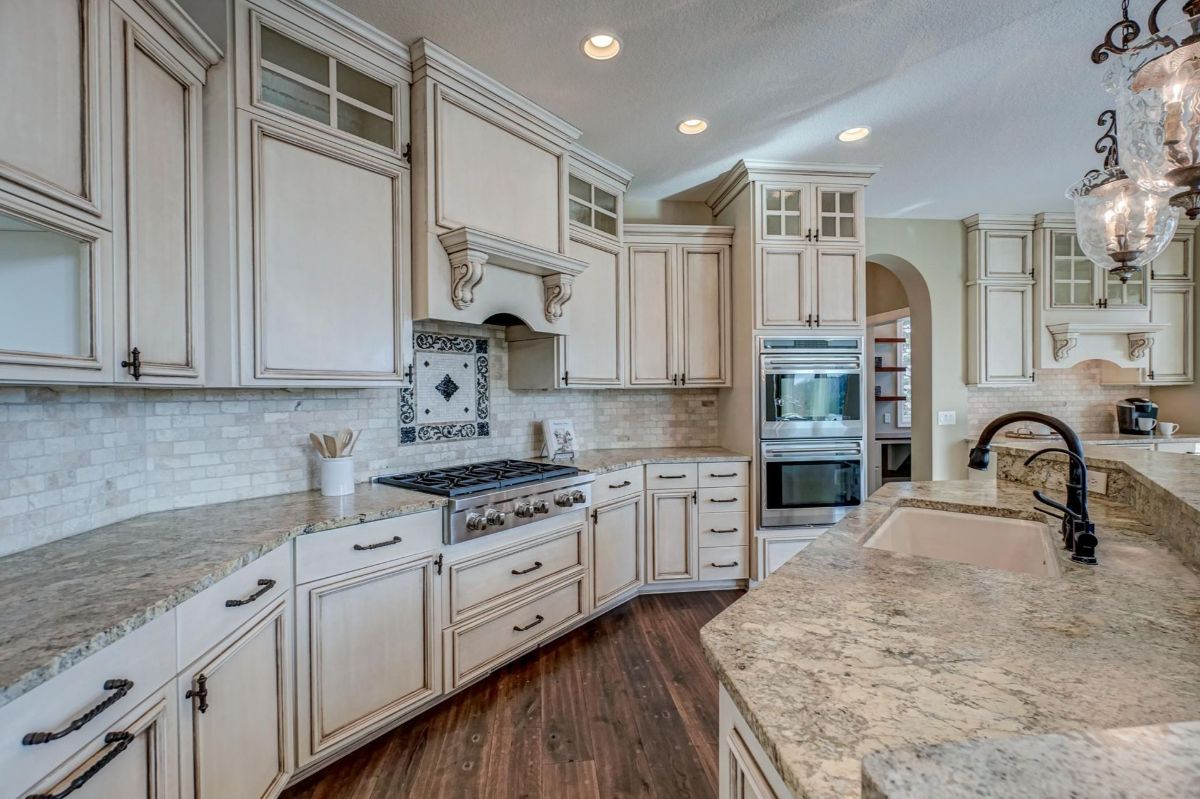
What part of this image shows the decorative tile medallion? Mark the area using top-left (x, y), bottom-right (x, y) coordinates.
top-left (399, 333), bottom-right (490, 444)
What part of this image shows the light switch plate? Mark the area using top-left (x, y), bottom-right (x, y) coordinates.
top-left (937, 411), bottom-right (957, 426)
top-left (883, 412), bottom-right (892, 424)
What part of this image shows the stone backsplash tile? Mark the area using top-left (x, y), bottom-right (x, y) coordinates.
top-left (967, 360), bottom-right (1139, 436)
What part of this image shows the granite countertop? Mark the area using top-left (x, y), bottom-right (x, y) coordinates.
top-left (0, 445), bottom-right (748, 710)
top-left (539, 446), bottom-right (750, 475)
top-left (966, 431), bottom-right (1200, 445)
top-left (0, 483), bottom-right (443, 710)
top-left (861, 721), bottom-right (1200, 799)
top-left (701, 478), bottom-right (1200, 799)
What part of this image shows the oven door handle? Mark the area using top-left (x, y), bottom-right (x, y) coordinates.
top-left (762, 357), bottom-right (862, 369)
top-left (763, 449), bottom-right (863, 460)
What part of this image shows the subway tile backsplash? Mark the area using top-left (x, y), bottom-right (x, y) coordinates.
top-left (0, 322), bottom-right (718, 556)
top-left (967, 360), bottom-right (1138, 436)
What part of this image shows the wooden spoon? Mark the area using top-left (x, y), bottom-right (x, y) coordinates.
top-left (309, 433), bottom-right (329, 458)
top-left (344, 429), bottom-right (360, 456)
top-left (338, 428), bottom-right (353, 455)
top-left (324, 434), bottom-right (340, 459)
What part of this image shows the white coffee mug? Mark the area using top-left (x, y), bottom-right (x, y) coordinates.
top-left (1159, 421), bottom-right (1180, 437)
top-left (1136, 416), bottom-right (1158, 432)
top-left (320, 457), bottom-right (355, 497)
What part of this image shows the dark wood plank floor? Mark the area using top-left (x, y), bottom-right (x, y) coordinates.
top-left (282, 589), bottom-right (742, 799)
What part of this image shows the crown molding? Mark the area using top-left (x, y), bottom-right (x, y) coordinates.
top-left (569, 144), bottom-right (633, 192)
top-left (706, 159), bottom-right (881, 216)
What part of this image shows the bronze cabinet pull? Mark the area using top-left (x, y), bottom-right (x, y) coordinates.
top-left (353, 535), bottom-right (402, 551)
top-left (709, 561), bottom-right (740, 568)
top-left (709, 497), bottom-right (738, 503)
top-left (25, 731), bottom-right (136, 799)
top-left (225, 578), bottom-right (276, 608)
top-left (608, 480), bottom-right (632, 488)
top-left (513, 614), bottom-right (545, 632)
top-left (657, 474), bottom-right (687, 479)
top-left (185, 673), bottom-right (209, 713)
top-left (709, 528), bottom-right (739, 534)
top-left (708, 472), bottom-right (738, 478)
top-left (120, 348), bottom-right (142, 381)
top-left (511, 561), bottom-right (543, 576)
top-left (22, 679), bottom-right (134, 745)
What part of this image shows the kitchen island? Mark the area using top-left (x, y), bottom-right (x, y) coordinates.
top-left (701, 443), bottom-right (1200, 798)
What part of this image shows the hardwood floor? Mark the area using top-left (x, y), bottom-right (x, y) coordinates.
top-left (282, 589), bottom-right (742, 799)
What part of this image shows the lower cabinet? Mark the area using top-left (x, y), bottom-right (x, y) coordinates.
top-left (648, 489), bottom-right (699, 582)
top-left (20, 687), bottom-right (179, 799)
top-left (719, 685), bottom-right (794, 799)
top-left (591, 492), bottom-right (644, 609)
top-left (755, 530), bottom-right (826, 580)
top-left (295, 553), bottom-right (441, 767)
top-left (179, 597), bottom-right (293, 799)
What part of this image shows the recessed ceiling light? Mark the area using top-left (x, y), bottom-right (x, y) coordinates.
top-left (677, 118), bottom-right (709, 135)
top-left (837, 126), bottom-right (871, 143)
top-left (582, 33), bottom-right (621, 60)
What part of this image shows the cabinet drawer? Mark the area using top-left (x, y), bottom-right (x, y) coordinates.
top-left (699, 546), bottom-right (749, 581)
top-left (447, 524), bottom-right (585, 623)
top-left (591, 466), bottom-right (644, 506)
top-left (445, 576), bottom-right (587, 689)
top-left (0, 611), bottom-right (176, 792)
top-left (177, 543), bottom-right (291, 669)
top-left (295, 509), bottom-right (443, 584)
top-left (698, 512), bottom-right (749, 548)
top-left (644, 463), bottom-right (698, 489)
top-left (698, 461), bottom-right (748, 488)
top-left (698, 486), bottom-right (748, 514)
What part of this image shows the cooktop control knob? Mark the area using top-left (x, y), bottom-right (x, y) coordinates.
top-left (485, 509), bottom-right (507, 526)
top-left (554, 493), bottom-right (574, 508)
top-left (570, 489), bottom-right (587, 504)
top-left (465, 513), bottom-right (487, 532)
top-left (532, 500), bottom-right (550, 514)
top-left (514, 502), bottom-right (535, 518)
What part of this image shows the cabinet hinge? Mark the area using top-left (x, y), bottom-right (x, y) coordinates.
top-left (402, 142), bottom-right (411, 164)
top-left (434, 553), bottom-right (443, 575)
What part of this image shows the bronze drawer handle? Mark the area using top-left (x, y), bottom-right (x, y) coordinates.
top-left (25, 731), bottom-right (135, 799)
top-left (513, 614), bottom-right (545, 632)
top-left (511, 561), bottom-right (543, 576)
top-left (709, 561), bottom-right (740, 568)
top-left (657, 474), bottom-right (687, 479)
top-left (709, 528), bottom-right (740, 534)
top-left (709, 498), bottom-right (738, 504)
top-left (22, 679), bottom-right (134, 745)
top-left (708, 472), bottom-right (738, 478)
top-left (608, 480), bottom-right (632, 489)
top-left (225, 578), bottom-right (276, 607)
top-left (353, 535), bottom-right (402, 551)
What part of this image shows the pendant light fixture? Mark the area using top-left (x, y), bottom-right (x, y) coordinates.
top-left (1094, 1), bottom-right (1200, 218)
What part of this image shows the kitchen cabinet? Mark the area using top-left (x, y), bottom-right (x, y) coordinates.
top-left (718, 686), bottom-right (793, 799)
top-left (1150, 233), bottom-right (1194, 281)
top-left (1145, 284), bottom-right (1194, 384)
top-left (758, 183), bottom-right (864, 246)
top-left (296, 553), bottom-right (440, 766)
top-left (1044, 229), bottom-right (1148, 310)
top-left (179, 597), bottom-right (293, 799)
top-left (591, 492), bottom-right (644, 610)
top-left (626, 225), bottom-right (732, 387)
top-left (110, 0), bottom-right (209, 385)
top-left (965, 215), bottom-right (1036, 387)
top-left (755, 531), bottom-right (822, 580)
top-left (755, 245), bottom-right (861, 329)
top-left (648, 489), bottom-right (698, 582)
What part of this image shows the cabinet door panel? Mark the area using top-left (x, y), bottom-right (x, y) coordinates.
top-left (1148, 286), bottom-right (1193, 383)
top-left (0, 0), bottom-right (100, 213)
top-left (115, 19), bottom-right (203, 382)
top-left (628, 245), bottom-right (675, 385)
top-left (564, 236), bottom-right (623, 386)
top-left (251, 122), bottom-right (403, 380)
top-left (812, 248), bottom-right (861, 328)
top-left (592, 494), bottom-right (643, 608)
top-left (298, 556), bottom-right (439, 763)
top-left (680, 246), bottom-right (728, 386)
top-left (183, 599), bottom-right (292, 799)
top-left (1151, 236), bottom-right (1193, 281)
top-left (982, 284), bottom-right (1032, 383)
top-left (649, 490), bottom-right (696, 582)
top-left (758, 246), bottom-right (808, 327)
top-left (759, 184), bottom-right (807, 240)
top-left (814, 185), bottom-right (862, 245)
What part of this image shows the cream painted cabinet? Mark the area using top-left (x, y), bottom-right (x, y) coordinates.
top-left (296, 553), bottom-right (441, 767)
top-left (1151, 233), bottom-right (1194, 281)
top-left (648, 489), bottom-right (698, 582)
top-left (811, 247), bottom-right (862, 328)
top-left (758, 246), bottom-right (809, 327)
top-left (965, 215), bottom-right (1035, 386)
top-left (754, 245), bottom-right (860, 329)
top-left (1146, 285), bottom-right (1194, 384)
top-left (180, 597), bottom-right (293, 799)
top-left (626, 226), bottom-right (732, 387)
top-left (591, 493), bottom-right (644, 609)
top-left (758, 183), bottom-right (863, 246)
top-left (110, 0), bottom-right (208, 385)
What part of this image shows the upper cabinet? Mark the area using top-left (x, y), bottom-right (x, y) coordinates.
top-left (757, 181), bottom-right (864, 245)
top-left (409, 40), bottom-right (586, 335)
top-left (203, 0), bottom-right (414, 387)
top-left (965, 215), bottom-right (1034, 386)
top-left (0, 0), bottom-right (219, 386)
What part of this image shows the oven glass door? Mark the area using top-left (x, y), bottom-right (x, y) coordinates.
top-left (762, 368), bottom-right (863, 439)
top-left (761, 449), bottom-right (863, 527)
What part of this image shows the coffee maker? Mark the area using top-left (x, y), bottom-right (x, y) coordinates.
top-left (1117, 397), bottom-right (1159, 435)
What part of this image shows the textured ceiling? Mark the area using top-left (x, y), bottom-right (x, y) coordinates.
top-left (332, 0), bottom-right (1114, 219)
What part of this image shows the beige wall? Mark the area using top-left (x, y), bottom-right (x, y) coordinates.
top-left (623, 198), bottom-right (714, 225)
top-left (867, 218), bottom-right (969, 481)
top-left (866, 261), bottom-right (908, 316)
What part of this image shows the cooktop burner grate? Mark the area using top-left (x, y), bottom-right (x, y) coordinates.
top-left (376, 459), bottom-right (580, 497)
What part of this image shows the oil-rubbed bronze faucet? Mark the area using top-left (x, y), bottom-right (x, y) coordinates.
top-left (967, 412), bottom-right (1098, 565)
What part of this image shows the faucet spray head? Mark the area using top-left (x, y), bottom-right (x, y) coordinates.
top-left (967, 446), bottom-right (991, 471)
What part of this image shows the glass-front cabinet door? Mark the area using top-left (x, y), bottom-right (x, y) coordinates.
top-left (568, 174), bottom-right (618, 238)
top-left (0, 207), bottom-right (106, 378)
top-left (815, 186), bottom-right (862, 244)
top-left (1049, 232), bottom-right (1096, 308)
top-left (760, 184), bottom-right (806, 239)
top-left (1103, 266), bottom-right (1147, 308)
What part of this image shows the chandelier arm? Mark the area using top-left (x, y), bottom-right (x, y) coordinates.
top-left (1092, 0), bottom-right (1142, 63)
top-left (1094, 110), bottom-right (1121, 170)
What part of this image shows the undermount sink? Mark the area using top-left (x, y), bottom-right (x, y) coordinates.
top-left (864, 508), bottom-right (1061, 578)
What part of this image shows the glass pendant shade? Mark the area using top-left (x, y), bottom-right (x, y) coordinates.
top-left (1067, 167), bottom-right (1179, 273)
top-left (1107, 15), bottom-right (1200, 216)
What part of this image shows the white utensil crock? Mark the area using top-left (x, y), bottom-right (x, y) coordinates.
top-left (320, 457), bottom-right (355, 497)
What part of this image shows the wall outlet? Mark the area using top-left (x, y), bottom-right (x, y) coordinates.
top-left (883, 412), bottom-right (892, 424)
top-left (937, 411), bottom-right (957, 426)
